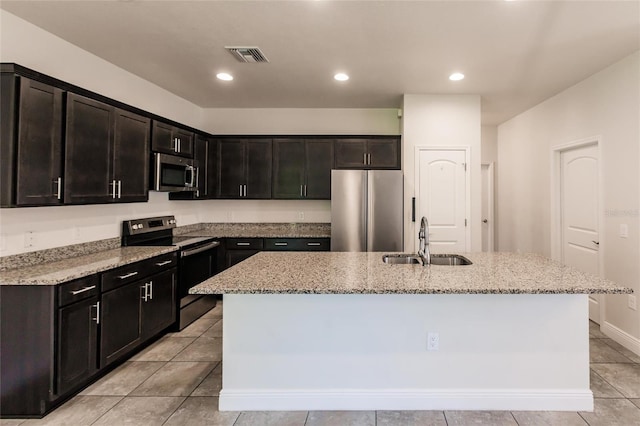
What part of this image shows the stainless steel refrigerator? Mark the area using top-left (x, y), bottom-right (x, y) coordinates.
top-left (331, 170), bottom-right (403, 251)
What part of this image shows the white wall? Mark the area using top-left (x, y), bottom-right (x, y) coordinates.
top-left (402, 95), bottom-right (482, 253)
top-left (497, 51), bottom-right (640, 341)
top-left (481, 126), bottom-right (498, 164)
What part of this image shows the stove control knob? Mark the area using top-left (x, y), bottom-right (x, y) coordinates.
top-left (132, 224), bottom-right (139, 230)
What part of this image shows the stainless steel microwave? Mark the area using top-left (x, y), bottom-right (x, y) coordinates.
top-left (152, 153), bottom-right (198, 192)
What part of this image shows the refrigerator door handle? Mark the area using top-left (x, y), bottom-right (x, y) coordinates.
top-left (366, 171), bottom-right (373, 251)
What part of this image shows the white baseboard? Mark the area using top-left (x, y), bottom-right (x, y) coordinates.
top-left (601, 320), bottom-right (640, 356)
top-left (219, 388), bottom-right (593, 412)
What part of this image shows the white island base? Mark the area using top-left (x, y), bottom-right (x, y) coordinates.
top-left (219, 293), bottom-right (592, 412)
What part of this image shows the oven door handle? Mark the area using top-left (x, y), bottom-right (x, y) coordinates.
top-left (180, 241), bottom-right (220, 257)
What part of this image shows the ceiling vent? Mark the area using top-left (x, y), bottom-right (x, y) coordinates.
top-left (225, 46), bottom-right (269, 63)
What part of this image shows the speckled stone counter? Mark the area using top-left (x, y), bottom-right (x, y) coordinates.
top-left (0, 246), bottom-right (177, 285)
top-left (179, 222), bottom-right (330, 238)
top-left (191, 251), bottom-right (632, 295)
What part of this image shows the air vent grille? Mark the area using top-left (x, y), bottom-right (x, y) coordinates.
top-left (225, 46), bottom-right (269, 63)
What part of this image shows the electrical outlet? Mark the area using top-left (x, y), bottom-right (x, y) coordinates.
top-left (24, 231), bottom-right (36, 248)
top-left (427, 332), bottom-right (439, 351)
top-left (298, 211), bottom-right (305, 220)
top-left (620, 224), bottom-right (629, 238)
top-left (629, 295), bottom-right (637, 311)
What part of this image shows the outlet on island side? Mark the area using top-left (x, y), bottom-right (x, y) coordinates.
top-left (629, 295), bottom-right (637, 311)
top-left (427, 332), bottom-right (439, 351)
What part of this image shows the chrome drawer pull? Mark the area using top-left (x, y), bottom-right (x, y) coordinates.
top-left (70, 285), bottom-right (96, 295)
top-left (307, 242), bottom-right (321, 246)
top-left (118, 271), bottom-right (138, 279)
top-left (274, 242), bottom-right (288, 246)
top-left (155, 260), bottom-right (172, 266)
top-left (236, 242), bottom-right (251, 246)
top-left (93, 302), bottom-right (100, 324)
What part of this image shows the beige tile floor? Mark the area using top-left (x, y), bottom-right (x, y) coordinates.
top-left (3, 305), bottom-right (640, 426)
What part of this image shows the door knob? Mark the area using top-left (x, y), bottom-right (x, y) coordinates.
top-left (482, 219), bottom-right (488, 223)
top-left (592, 241), bottom-right (599, 245)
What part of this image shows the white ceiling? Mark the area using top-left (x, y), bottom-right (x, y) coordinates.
top-left (2, 0), bottom-right (639, 125)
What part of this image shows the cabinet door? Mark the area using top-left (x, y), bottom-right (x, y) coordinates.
top-left (57, 297), bottom-right (98, 395)
top-left (113, 109), bottom-right (150, 202)
top-left (100, 281), bottom-right (142, 368)
top-left (218, 139), bottom-right (245, 198)
top-left (334, 138), bottom-right (368, 169)
top-left (193, 136), bottom-right (208, 199)
top-left (65, 93), bottom-right (114, 204)
top-left (175, 128), bottom-right (194, 158)
top-left (151, 120), bottom-right (175, 155)
top-left (226, 250), bottom-right (259, 268)
top-left (305, 139), bottom-right (333, 199)
top-left (246, 138), bottom-right (272, 198)
top-left (141, 269), bottom-right (176, 340)
top-left (205, 139), bottom-right (219, 199)
top-left (368, 138), bottom-right (400, 169)
top-left (15, 78), bottom-right (64, 206)
top-left (272, 138), bottom-right (305, 199)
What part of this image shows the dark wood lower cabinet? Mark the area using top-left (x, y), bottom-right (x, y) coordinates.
top-left (100, 281), bottom-right (143, 368)
top-left (57, 297), bottom-right (98, 396)
top-left (0, 254), bottom-right (178, 418)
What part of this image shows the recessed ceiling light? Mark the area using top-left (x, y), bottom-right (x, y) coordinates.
top-left (216, 72), bottom-right (233, 81)
top-left (334, 73), bottom-right (349, 81)
top-left (449, 72), bottom-right (465, 81)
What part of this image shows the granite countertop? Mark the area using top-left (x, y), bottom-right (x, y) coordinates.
top-left (179, 223), bottom-right (330, 238)
top-left (190, 251), bottom-right (633, 295)
top-left (0, 246), bottom-right (177, 286)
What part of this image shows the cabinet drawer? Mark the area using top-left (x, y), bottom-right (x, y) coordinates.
top-left (225, 238), bottom-right (264, 250)
top-left (101, 252), bottom-right (177, 292)
top-left (58, 275), bottom-right (99, 307)
top-left (264, 238), bottom-right (330, 251)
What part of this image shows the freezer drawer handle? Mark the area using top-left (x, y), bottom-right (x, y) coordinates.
top-left (70, 285), bottom-right (96, 295)
top-left (118, 271), bottom-right (138, 280)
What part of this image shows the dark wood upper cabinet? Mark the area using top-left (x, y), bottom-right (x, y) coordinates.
top-left (151, 120), bottom-right (194, 158)
top-left (113, 109), bottom-right (150, 202)
top-left (0, 75), bottom-right (64, 207)
top-left (65, 94), bottom-right (150, 205)
top-left (335, 137), bottom-right (400, 170)
top-left (273, 138), bottom-right (333, 199)
top-left (219, 138), bottom-right (272, 199)
top-left (64, 93), bottom-right (114, 204)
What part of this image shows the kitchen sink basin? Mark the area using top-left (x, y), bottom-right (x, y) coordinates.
top-left (429, 254), bottom-right (473, 265)
top-left (382, 254), bottom-right (422, 264)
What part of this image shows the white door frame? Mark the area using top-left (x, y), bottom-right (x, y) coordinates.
top-left (414, 146), bottom-right (471, 253)
top-left (481, 162), bottom-right (495, 252)
top-left (550, 135), bottom-right (604, 320)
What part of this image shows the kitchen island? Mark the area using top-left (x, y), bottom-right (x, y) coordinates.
top-left (191, 252), bottom-right (632, 412)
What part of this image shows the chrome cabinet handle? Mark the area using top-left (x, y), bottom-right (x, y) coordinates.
top-left (111, 179), bottom-right (117, 199)
top-left (239, 185), bottom-right (242, 197)
top-left (178, 138), bottom-right (181, 153)
top-left (155, 260), bottom-right (172, 266)
top-left (141, 282), bottom-right (149, 301)
top-left (118, 271), bottom-right (138, 280)
top-left (55, 177), bottom-right (62, 200)
top-left (244, 184), bottom-right (247, 197)
top-left (304, 185), bottom-right (307, 197)
top-left (363, 153), bottom-right (367, 165)
top-left (93, 301), bottom-right (100, 324)
top-left (307, 242), bottom-right (321, 246)
top-left (300, 185), bottom-right (304, 197)
top-left (274, 242), bottom-right (288, 246)
top-left (117, 180), bottom-right (122, 199)
top-left (149, 281), bottom-right (153, 300)
top-left (70, 285), bottom-right (96, 295)
top-left (368, 153), bottom-right (371, 165)
top-left (236, 242), bottom-right (250, 246)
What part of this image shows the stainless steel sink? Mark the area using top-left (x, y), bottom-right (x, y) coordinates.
top-left (429, 254), bottom-right (473, 265)
top-left (382, 254), bottom-right (422, 264)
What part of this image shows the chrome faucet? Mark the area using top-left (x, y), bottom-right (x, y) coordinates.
top-left (418, 216), bottom-right (431, 265)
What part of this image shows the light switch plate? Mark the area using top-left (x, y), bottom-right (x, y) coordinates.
top-left (620, 224), bottom-right (629, 238)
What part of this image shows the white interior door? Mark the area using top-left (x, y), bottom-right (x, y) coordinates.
top-left (416, 149), bottom-right (467, 253)
top-left (481, 163), bottom-right (495, 252)
top-left (561, 144), bottom-right (600, 322)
